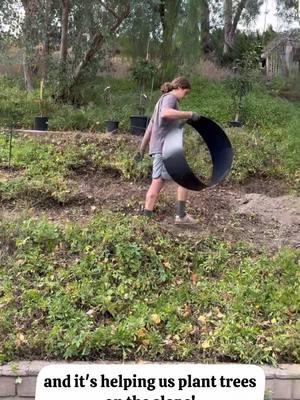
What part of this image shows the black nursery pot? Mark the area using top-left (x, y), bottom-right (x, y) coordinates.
top-left (105, 120), bottom-right (119, 133)
top-left (130, 115), bottom-right (149, 136)
top-left (34, 116), bottom-right (48, 131)
top-left (228, 120), bottom-right (242, 127)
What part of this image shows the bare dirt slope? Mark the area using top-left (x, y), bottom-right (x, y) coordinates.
top-left (1, 131), bottom-right (299, 251)
top-left (2, 168), bottom-right (298, 252)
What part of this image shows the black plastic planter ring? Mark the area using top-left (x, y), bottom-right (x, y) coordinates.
top-left (130, 116), bottom-right (150, 136)
top-left (162, 116), bottom-right (233, 191)
top-left (105, 120), bottom-right (119, 133)
top-left (34, 117), bottom-right (48, 131)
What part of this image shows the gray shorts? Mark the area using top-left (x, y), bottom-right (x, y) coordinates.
top-left (152, 153), bottom-right (172, 180)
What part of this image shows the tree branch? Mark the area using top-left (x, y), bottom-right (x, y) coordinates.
top-left (71, 1), bottom-right (130, 88)
top-left (158, 0), bottom-right (166, 31)
top-left (98, 0), bottom-right (130, 24)
top-left (98, 0), bottom-right (120, 20)
top-left (232, 0), bottom-right (248, 34)
top-left (109, 1), bottom-right (130, 32)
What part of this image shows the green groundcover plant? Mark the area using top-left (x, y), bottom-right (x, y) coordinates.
top-left (0, 213), bottom-right (299, 364)
top-left (0, 75), bottom-right (299, 366)
top-left (0, 115), bottom-right (299, 195)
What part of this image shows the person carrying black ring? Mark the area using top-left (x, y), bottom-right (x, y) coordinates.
top-left (135, 76), bottom-right (201, 225)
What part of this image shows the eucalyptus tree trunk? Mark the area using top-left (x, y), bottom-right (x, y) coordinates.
top-left (223, 0), bottom-right (233, 55)
top-left (58, 0), bottom-right (69, 86)
top-left (223, 0), bottom-right (249, 55)
top-left (21, 0), bottom-right (39, 91)
top-left (159, 0), bottom-right (181, 81)
top-left (56, 1), bottom-right (130, 103)
top-left (41, 0), bottom-right (53, 81)
top-left (60, 0), bottom-right (69, 64)
top-left (200, 0), bottom-right (212, 54)
top-left (22, 53), bottom-right (34, 91)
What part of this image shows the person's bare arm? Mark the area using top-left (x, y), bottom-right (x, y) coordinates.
top-left (161, 108), bottom-right (193, 120)
top-left (139, 118), bottom-right (153, 152)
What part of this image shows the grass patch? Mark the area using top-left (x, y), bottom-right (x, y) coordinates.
top-left (0, 133), bottom-right (152, 204)
top-left (0, 213), bottom-right (299, 364)
top-left (1, 75), bottom-right (299, 189)
top-left (1, 126), bottom-right (299, 197)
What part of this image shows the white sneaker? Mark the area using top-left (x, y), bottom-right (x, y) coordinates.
top-left (174, 214), bottom-right (198, 225)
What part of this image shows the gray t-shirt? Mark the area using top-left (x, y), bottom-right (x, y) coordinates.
top-left (148, 93), bottom-right (180, 155)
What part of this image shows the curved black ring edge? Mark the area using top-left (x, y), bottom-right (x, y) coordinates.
top-left (162, 117), bottom-right (233, 191)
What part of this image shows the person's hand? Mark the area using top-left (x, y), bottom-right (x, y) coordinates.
top-left (190, 113), bottom-right (202, 122)
top-left (180, 113), bottom-right (201, 128)
top-left (134, 151), bottom-right (144, 163)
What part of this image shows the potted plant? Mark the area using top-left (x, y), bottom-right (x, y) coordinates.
top-left (104, 86), bottom-right (119, 133)
top-left (227, 65), bottom-right (251, 127)
top-left (130, 58), bottom-right (156, 136)
top-left (227, 44), bottom-right (261, 127)
top-left (33, 79), bottom-right (49, 131)
top-left (130, 92), bottom-right (150, 136)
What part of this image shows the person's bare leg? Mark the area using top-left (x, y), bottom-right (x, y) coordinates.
top-left (176, 185), bottom-right (188, 217)
top-left (175, 185), bottom-right (197, 224)
top-left (144, 178), bottom-right (165, 215)
top-left (177, 185), bottom-right (188, 202)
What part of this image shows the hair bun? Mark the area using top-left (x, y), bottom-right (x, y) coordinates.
top-left (160, 82), bottom-right (173, 93)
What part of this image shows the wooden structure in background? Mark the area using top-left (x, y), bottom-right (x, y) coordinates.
top-left (261, 30), bottom-right (300, 79)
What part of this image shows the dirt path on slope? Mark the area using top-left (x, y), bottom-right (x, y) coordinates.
top-left (2, 168), bottom-right (298, 251)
